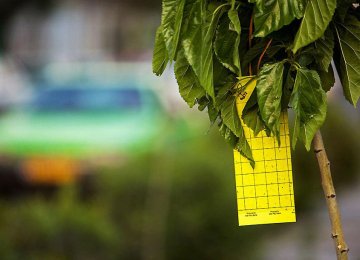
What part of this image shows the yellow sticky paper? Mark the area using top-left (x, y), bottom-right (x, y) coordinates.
top-left (234, 77), bottom-right (296, 226)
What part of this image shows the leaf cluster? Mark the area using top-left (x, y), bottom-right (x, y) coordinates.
top-left (153, 0), bottom-right (360, 163)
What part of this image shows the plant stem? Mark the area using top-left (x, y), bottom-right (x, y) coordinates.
top-left (257, 38), bottom-right (272, 73)
top-left (312, 131), bottom-right (349, 260)
top-left (248, 14), bottom-right (253, 76)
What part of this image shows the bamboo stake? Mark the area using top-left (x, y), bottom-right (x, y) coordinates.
top-left (312, 131), bottom-right (349, 260)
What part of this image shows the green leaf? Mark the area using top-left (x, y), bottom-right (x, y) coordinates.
top-left (213, 56), bottom-right (236, 90)
top-left (266, 45), bottom-right (284, 58)
top-left (242, 90), bottom-right (258, 113)
top-left (219, 121), bottom-right (238, 147)
top-left (218, 121), bottom-right (253, 167)
top-left (250, 0), bottom-right (305, 37)
top-left (334, 15), bottom-right (360, 106)
top-left (174, 50), bottom-right (206, 108)
top-left (242, 106), bottom-right (266, 136)
top-left (182, 2), bottom-right (205, 81)
top-left (214, 11), bottom-right (241, 74)
top-left (197, 96), bottom-right (210, 111)
top-left (292, 0), bottom-right (337, 53)
top-left (335, 1), bottom-right (352, 22)
top-left (207, 100), bottom-right (219, 124)
top-left (241, 40), bottom-right (267, 71)
top-left (256, 62), bottom-right (284, 142)
top-left (200, 6), bottom-right (226, 99)
top-left (152, 27), bottom-right (169, 76)
top-left (214, 77), bottom-right (236, 110)
top-left (182, 2), bottom-right (226, 99)
top-left (180, 0), bottom-right (198, 35)
top-left (237, 139), bottom-right (255, 168)
top-left (161, 0), bottom-right (186, 60)
top-left (290, 68), bottom-right (327, 150)
top-left (318, 65), bottom-right (335, 92)
top-left (220, 94), bottom-right (244, 137)
top-left (314, 28), bottom-right (335, 71)
top-left (228, 7), bottom-right (241, 67)
top-left (296, 47), bottom-right (316, 67)
top-left (282, 67), bottom-right (295, 110)
top-left (220, 94), bottom-right (254, 163)
top-left (228, 9), bottom-right (241, 33)
top-left (290, 0), bottom-right (307, 19)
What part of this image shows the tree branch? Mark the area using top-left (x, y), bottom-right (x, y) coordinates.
top-left (312, 131), bottom-right (349, 260)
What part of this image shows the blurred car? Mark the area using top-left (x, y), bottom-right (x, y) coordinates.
top-left (0, 64), bottom-right (190, 186)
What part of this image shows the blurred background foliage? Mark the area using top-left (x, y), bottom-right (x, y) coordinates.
top-left (0, 105), bottom-right (358, 259)
top-left (0, 0), bottom-right (358, 259)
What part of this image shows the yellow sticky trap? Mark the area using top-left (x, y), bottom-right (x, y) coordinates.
top-left (234, 77), bottom-right (296, 226)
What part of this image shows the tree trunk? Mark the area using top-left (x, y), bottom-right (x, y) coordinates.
top-left (312, 131), bottom-right (349, 260)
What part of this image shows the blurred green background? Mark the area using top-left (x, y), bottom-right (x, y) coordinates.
top-left (0, 1), bottom-right (359, 260)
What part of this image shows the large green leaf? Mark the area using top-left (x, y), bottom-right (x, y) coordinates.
top-left (180, 0), bottom-right (198, 35)
top-left (250, 0), bottom-right (305, 37)
top-left (200, 6), bottom-right (226, 99)
top-left (220, 94), bottom-right (254, 164)
top-left (334, 15), bottom-right (360, 106)
top-left (228, 9), bottom-right (241, 74)
top-left (256, 62), bottom-right (284, 141)
top-left (182, 2), bottom-right (204, 82)
top-left (214, 11), bottom-right (241, 74)
top-left (174, 50), bottom-right (206, 108)
top-left (314, 28), bottom-right (335, 72)
top-left (152, 27), bottom-right (169, 76)
top-left (292, 0), bottom-right (337, 53)
top-left (182, 2), bottom-right (225, 99)
top-left (161, 0), bottom-right (186, 60)
top-left (290, 68), bottom-right (327, 150)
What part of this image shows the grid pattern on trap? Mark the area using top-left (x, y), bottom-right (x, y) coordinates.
top-left (233, 112), bottom-right (296, 226)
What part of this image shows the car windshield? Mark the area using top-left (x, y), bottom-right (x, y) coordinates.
top-left (30, 88), bottom-right (142, 112)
